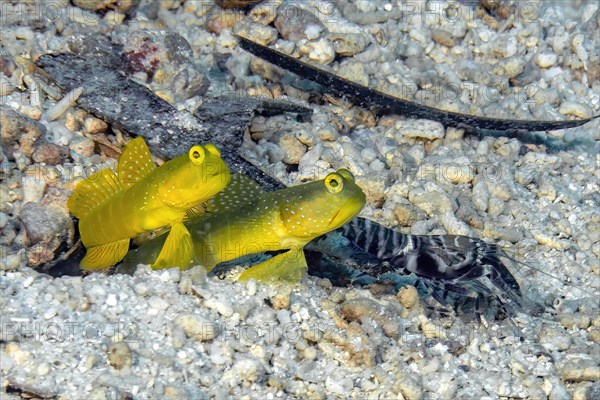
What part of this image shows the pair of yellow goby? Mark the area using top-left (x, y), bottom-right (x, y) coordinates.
top-left (69, 137), bottom-right (366, 281)
top-left (123, 169), bottom-right (366, 281)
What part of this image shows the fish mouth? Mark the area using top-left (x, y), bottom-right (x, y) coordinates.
top-left (328, 198), bottom-right (360, 228)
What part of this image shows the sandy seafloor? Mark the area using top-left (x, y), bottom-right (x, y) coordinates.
top-left (1, 0), bottom-right (599, 399)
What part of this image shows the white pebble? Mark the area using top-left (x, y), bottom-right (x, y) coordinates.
top-left (430, 343), bottom-right (448, 356)
top-left (535, 52), bottom-right (558, 68)
top-left (572, 33), bottom-right (588, 70)
top-left (210, 353), bottom-right (227, 365)
top-left (355, 0), bottom-right (376, 12)
top-left (398, 120), bottom-right (445, 140)
top-left (296, 130), bottom-right (316, 146)
top-left (22, 176), bottom-right (47, 204)
top-left (205, 296), bottom-right (234, 317)
top-left (209, 343), bottom-right (229, 365)
top-left (304, 24), bottom-right (323, 40)
top-left (582, 2), bottom-right (599, 23)
top-left (559, 101), bottom-right (593, 119)
top-left (472, 181), bottom-right (489, 212)
top-left (148, 296), bottom-right (169, 311)
top-left (302, 346), bottom-right (317, 360)
top-left (24, 75), bottom-right (41, 108)
top-left (1, 253), bottom-right (22, 271)
top-left (233, 359), bottom-right (261, 383)
top-left (0, 212), bottom-right (8, 229)
top-left (361, 148), bottom-right (377, 164)
top-left (317, 125), bottom-right (339, 141)
top-left (43, 308), bottom-right (57, 319)
top-left (439, 211), bottom-right (472, 236)
top-left (541, 66), bottom-right (564, 81)
top-left (69, 136), bottom-right (95, 158)
top-left (437, 158), bottom-right (474, 184)
top-left (105, 294), bottom-right (118, 307)
top-left (305, 38), bottom-right (335, 64)
top-left (175, 314), bottom-right (217, 341)
top-left (369, 159), bottom-right (386, 172)
top-left (44, 87), bottom-right (84, 122)
top-left (168, 268), bottom-right (180, 283)
top-left (15, 26), bottom-right (34, 40)
top-left (532, 231), bottom-right (571, 250)
top-left (325, 377), bottom-right (346, 395)
top-left (409, 28), bottom-right (430, 45)
top-left (3, 353), bottom-right (19, 372)
top-left (23, 276), bottom-right (35, 288)
top-left (276, 309), bottom-right (291, 325)
top-left (159, 270), bottom-right (172, 283)
top-left (37, 362), bottom-right (51, 376)
top-left (134, 283), bottom-right (148, 296)
top-left (246, 279), bottom-right (257, 296)
top-left (48, 122), bottom-right (74, 146)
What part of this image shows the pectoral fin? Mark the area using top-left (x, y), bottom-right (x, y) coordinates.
top-left (184, 203), bottom-right (208, 221)
top-left (237, 248), bottom-right (307, 283)
top-left (81, 238), bottom-right (130, 271)
top-left (152, 223), bottom-right (194, 270)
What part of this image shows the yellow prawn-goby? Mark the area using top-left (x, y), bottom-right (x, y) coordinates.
top-left (67, 137), bottom-right (231, 270)
top-left (122, 169), bottom-right (366, 282)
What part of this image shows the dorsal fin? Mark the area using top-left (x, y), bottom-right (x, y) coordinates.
top-left (117, 137), bottom-right (156, 188)
top-left (68, 168), bottom-right (122, 219)
top-left (206, 173), bottom-right (265, 213)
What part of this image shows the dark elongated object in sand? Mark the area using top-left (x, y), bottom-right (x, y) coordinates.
top-left (237, 36), bottom-right (599, 133)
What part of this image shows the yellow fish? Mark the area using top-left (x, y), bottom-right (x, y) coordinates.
top-left (68, 137), bottom-right (231, 270)
top-left (123, 169), bottom-right (366, 282)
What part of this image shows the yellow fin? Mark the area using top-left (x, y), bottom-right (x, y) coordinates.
top-left (68, 168), bottom-right (122, 219)
top-left (81, 238), bottom-right (130, 271)
top-left (151, 222), bottom-right (194, 270)
top-left (117, 137), bottom-right (156, 188)
top-left (206, 173), bottom-right (265, 213)
top-left (237, 248), bottom-right (307, 283)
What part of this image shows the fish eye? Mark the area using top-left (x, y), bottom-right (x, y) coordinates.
top-left (336, 169), bottom-right (355, 182)
top-left (204, 143), bottom-right (221, 157)
top-left (325, 173), bottom-right (344, 194)
top-left (189, 145), bottom-right (205, 165)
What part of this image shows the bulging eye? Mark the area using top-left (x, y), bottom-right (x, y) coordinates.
top-left (204, 143), bottom-right (221, 157)
top-left (325, 173), bottom-right (344, 194)
top-left (189, 145), bottom-right (205, 165)
top-left (336, 168), bottom-right (355, 182)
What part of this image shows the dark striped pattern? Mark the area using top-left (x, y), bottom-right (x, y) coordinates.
top-left (310, 217), bottom-right (523, 320)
